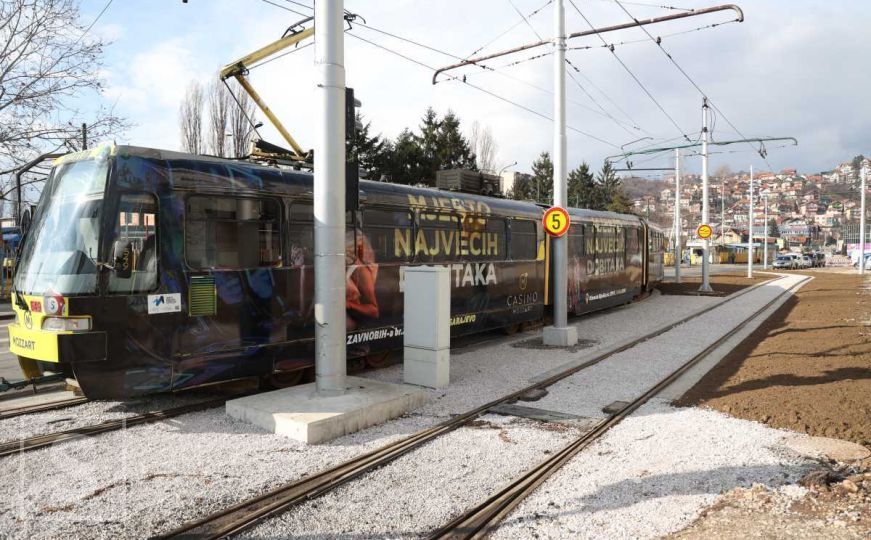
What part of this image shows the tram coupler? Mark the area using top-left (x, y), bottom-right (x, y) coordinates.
top-left (0, 373), bottom-right (67, 394)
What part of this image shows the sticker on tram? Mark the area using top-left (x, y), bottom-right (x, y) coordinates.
top-left (147, 293), bottom-right (182, 314)
top-left (543, 206), bottom-right (570, 237)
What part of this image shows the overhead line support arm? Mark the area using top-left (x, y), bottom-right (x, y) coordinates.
top-left (431, 4), bottom-right (743, 84)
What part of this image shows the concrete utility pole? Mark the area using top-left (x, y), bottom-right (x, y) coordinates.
top-left (674, 148), bottom-right (681, 283)
top-left (763, 194), bottom-right (769, 269)
top-left (861, 164), bottom-right (866, 276)
top-left (699, 98), bottom-right (713, 292)
top-left (747, 165), bottom-right (754, 279)
top-left (543, 0), bottom-right (577, 347)
top-left (721, 179), bottom-right (726, 247)
top-left (313, 0), bottom-right (347, 395)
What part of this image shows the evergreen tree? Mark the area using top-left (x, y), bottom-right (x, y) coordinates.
top-left (567, 162), bottom-right (600, 209)
top-left (415, 107), bottom-right (441, 182)
top-left (768, 218), bottom-right (780, 238)
top-left (386, 129), bottom-right (425, 185)
top-left (508, 174), bottom-right (536, 201)
top-left (597, 161), bottom-right (631, 213)
top-left (348, 112), bottom-right (391, 180)
top-left (436, 110), bottom-right (476, 172)
top-left (531, 151), bottom-right (553, 204)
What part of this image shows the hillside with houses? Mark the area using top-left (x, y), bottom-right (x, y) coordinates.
top-left (628, 155), bottom-right (869, 255)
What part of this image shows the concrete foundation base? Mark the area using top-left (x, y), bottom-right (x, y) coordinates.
top-left (542, 325), bottom-right (579, 347)
top-left (225, 376), bottom-right (428, 444)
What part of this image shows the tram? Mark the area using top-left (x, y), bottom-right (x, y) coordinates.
top-left (8, 144), bottom-right (664, 398)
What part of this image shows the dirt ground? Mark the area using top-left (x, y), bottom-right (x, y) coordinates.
top-left (658, 273), bottom-right (768, 297)
top-left (670, 270), bottom-right (871, 538)
top-left (677, 270), bottom-right (870, 446)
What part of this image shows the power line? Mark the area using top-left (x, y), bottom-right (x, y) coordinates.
top-left (504, 0), bottom-right (645, 136)
top-left (346, 32), bottom-right (619, 148)
top-left (262, 0), bottom-right (622, 147)
top-left (261, 0), bottom-right (637, 138)
top-left (567, 0), bottom-right (692, 141)
top-left (465, 0), bottom-right (553, 58)
top-left (611, 0), bottom-right (778, 170)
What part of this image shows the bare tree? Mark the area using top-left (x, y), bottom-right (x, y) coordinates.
top-left (227, 80), bottom-right (257, 158)
top-left (206, 78), bottom-right (231, 157)
top-left (714, 164), bottom-right (733, 179)
top-left (179, 81), bottom-right (205, 154)
top-left (469, 121), bottom-right (498, 173)
top-left (0, 0), bottom-right (127, 183)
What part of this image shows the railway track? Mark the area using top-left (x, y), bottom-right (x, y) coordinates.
top-left (0, 396), bottom-right (233, 458)
top-left (428, 274), bottom-right (812, 539)
top-left (155, 275), bottom-right (790, 540)
top-left (0, 396), bottom-right (89, 421)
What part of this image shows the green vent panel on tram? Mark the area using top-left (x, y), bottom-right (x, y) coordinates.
top-left (188, 276), bottom-right (217, 316)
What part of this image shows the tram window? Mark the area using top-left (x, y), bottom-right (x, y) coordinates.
top-left (417, 212), bottom-right (460, 263)
top-left (511, 220), bottom-right (538, 260)
top-left (460, 215), bottom-right (506, 262)
top-left (289, 202), bottom-right (313, 266)
top-left (186, 196), bottom-right (282, 270)
top-left (569, 224), bottom-right (585, 257)
top-left (362, 207), bottom-right (413, 263)
top-left (108, 194), bottom-right (159, 293)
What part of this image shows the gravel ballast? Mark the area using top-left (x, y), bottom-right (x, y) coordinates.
top-left (0, 276), bottom-right (816, 539)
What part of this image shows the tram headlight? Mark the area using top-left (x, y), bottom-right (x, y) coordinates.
top-left (42, 317), bottom-right (91, 332)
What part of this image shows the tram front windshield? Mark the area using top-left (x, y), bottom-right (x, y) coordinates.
top-left (14, 158), bottom-right (109, 296)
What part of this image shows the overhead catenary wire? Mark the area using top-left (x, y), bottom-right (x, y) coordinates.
top-left (611, 0), bottom-right (780, 171)
top-left (346, 32), bottom-right (620, 149)
top-left (262, 0), bottom-right (624, 146)
top-left (503, 0), bottom-right (643, 137)
top-left (567, 0), bottom-right (693, 141)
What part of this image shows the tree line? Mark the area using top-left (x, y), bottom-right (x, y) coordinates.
top-left (349, 107), bottom-right (631, 212)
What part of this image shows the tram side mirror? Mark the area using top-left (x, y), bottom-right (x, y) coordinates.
top-left (19, 208), bottom-right (31, 237)
top-left (113, 240), bottom-right (133, 279)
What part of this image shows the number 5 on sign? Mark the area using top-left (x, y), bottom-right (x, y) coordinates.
top-left (543, 206), bottom-right (570, 237)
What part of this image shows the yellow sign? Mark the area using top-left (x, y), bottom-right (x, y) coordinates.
top-left (543, 206), bottom-right (570, 237)
top-left (697, 224), bottom-right (713, 239)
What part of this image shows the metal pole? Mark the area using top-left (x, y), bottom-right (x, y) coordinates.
top-left (674, 148), bottom-right (681, 283)
top-left (747, 165), bottom-right (753, 278)
top-left (699, 98), bottom-right (713, 292)
top-left (81, 123), bottom-right (87, 150)
top-left (721, 179), bottom-right (725, 248)
top-left (313, 0), bottom-right (347, 395)
top-left (543, 0), bottom-right (577, 347)
top-left (763, 194), bottom-right (768, 269)
top-left (860, 164), bottom-right (866, 276)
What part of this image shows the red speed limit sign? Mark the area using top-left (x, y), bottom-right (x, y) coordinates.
top-left (543, 206), bottom-right (571, 237)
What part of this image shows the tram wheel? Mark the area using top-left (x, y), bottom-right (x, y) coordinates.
top-left (502, 323), bottom-right (521, 335)
top-left (267, 369), bottom-right (305, 389)
top-left (364, 350), bottom-right (394, 369)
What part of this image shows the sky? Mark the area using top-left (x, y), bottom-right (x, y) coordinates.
top-left (81, 0), bottom-right (871, 178)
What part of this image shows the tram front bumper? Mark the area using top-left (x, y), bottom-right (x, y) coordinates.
top-left (8, 323), bottom-right (107, 363)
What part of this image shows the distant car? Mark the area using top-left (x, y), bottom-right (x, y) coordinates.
top-left (813, 253), bottom-right (826, 268)
top-left (853, 253), bottom-right (871, 267)
top-left (773, 254), bottom-right (797, 270)
top-left (799, 255), bottom-right (813, 269)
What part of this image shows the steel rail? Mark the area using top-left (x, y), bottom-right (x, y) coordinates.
top-left (0, 396), bottom-right (234, 458)
top-left (431, 4), bottom-right (743, 84)
top-left (155, 274), bottom-right (785, 540)
top-left (428, 274), bottom-right (811, 539)
top-left (0, 396), bottom-right (89, 421)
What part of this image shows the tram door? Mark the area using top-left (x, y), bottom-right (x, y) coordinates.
top-left (174, 194), bottom-right (288, 387)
